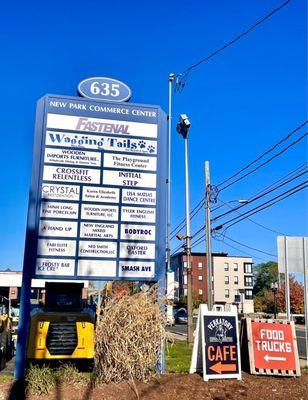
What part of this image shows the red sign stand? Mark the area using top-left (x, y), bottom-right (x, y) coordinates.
top-left (244, 318), bottom-right (301, 377)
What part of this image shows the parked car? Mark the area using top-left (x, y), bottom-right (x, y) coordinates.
top-left (175, 308), bottom-right (188, 324)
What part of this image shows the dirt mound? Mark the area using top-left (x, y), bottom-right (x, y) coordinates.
top-left (3, 371), bottom-right (308, 400)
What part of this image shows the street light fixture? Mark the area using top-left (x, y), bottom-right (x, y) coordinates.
top-left (270, 282), bottom-right (279, 319)
top-left (176, 233), bottom-right (185, 241)
top-left (176, 114), bottom-right (194, 347)
top-left (176, 114), bottom-right (191, 138)
top-left (212, 199), bottom-right (249, 233)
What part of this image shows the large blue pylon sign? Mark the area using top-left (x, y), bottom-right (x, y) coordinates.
top-left (14, 93), bottom-right (167, 379)
top-left (25, 94), bottom-right (167, 282)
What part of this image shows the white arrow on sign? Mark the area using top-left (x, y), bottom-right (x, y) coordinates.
top-left (264, 354), bottom-right (286, 362)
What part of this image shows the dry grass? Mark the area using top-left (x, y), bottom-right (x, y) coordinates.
top-left (25, 364), bottom-right (56, 395)
top-left (25, 364), bottom-right (90, 396)
top-left (57, 363), bottom-right (90, 387)
top-left (94, 287), bottom-right (169, 384)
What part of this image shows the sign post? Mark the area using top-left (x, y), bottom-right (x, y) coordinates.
top-left (277, 236), bottom-right (308, 366)
top-left (15, 92), bottom-right (167, 379)
top-left (190, 304), bottom-right (241, 381)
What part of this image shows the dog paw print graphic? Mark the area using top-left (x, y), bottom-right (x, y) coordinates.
top-left (147, 145), bottom-right (155, 153)
top-left (138, 140), bottom-right (147, 149)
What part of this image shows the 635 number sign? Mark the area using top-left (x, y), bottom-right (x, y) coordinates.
top-left (78, 77), bottom-right (132, 102)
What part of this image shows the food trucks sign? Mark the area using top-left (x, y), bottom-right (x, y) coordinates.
top-left (24, 93), bottom-right (167, 281)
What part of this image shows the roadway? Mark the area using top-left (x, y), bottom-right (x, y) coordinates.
top-left (167, 324), bottom-right (307, 359)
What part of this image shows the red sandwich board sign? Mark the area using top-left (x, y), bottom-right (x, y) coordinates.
top-left (190, 304), bottom-right (241, 381)
top-left (245, 318), bottom-right (301, 376)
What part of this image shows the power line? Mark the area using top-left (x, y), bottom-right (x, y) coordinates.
top-left (170, 198), bottom-right (205, 237)
top-left (190, 228), bottom-right (276, 257)
top-left (170, 247), bottom-right (183, 257)
top-left (216, 199), bottom-right (288, 236)
top-left (218, 131), bottom-right (307, 191)
top-left (191, 235), bottom-right (205, 250)
top-left (175, 0), bottom-right (292, 89)
top-left (172, 168), bottom-right (308, 255)
top-left (191, 179), bottom-right (307, 243)
top-left (171, 132), bottom-right (306, 246)
top-left (215, 180), bottom-right (308, 232)
top-left (172, 225), bottom-right (206, 255)
top-left (212, 238), bottom-right (270, 263)
top-left (217, 122), bottom-right (307, 189)
top-left (222, 235), bottom-right (277, 257)
top-left (189, 232), bottom-right (270, 262)
top-left (211, 162), bottom-right (307, 214)
top-left (170, 241), bottom-right (186, 256)
top-left (175, 127), bottom-right (307, 229)
top-left (245, 162), bottom-right (307, 199)
top-left (212, 167), bottom-right (308, 222)
top-left (171, 199), bottom-right (205, 239)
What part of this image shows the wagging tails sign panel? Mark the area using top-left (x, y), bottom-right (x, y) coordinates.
top-left (25, 94), bottom-right (166, 281)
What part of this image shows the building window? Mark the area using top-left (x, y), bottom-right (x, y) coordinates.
top-left (183, 261), bottom-right (187, 270)
top-left (234, 276), bottom-right (238, 285)
top-left (245, 289), bottom-right (253, 300)
top-left (234, 289), bottom-right (239, 296)
top-left (198, 275), bottom-right (203, 281)
top-left (224, 276), bottom-right (229, 284)
top-left (199, 289), bottom-right (203, 295)
top-left (224, 262), bottom-right (229, 271)
top-left (225, 289), bottom-right (230, 298)
top-left (184, 288), bottom-right (187, 296)
top-left (234, 263), bottom-right (238, 271)
top-left (183, 275), bottom-right (187, 285)
top-left (198, 262), bottom-right (203, 269)
top-left (244, 276), bottom-right (253, 286)
top-left (244, 262), bottom-right (252, 274)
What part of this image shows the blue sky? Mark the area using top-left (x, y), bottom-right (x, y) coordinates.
top-left (0, 0), bottom-right (306, 270)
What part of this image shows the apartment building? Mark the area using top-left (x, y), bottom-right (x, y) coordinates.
top-left (171, 252), bottom-right (254, 313)
top-left (171, 252), bottom-right (213, 302)
top-left (212, 255), bottom-right (254, 313)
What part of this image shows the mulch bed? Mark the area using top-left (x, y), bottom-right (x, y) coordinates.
top-left (1, 371), bottom-right (307, 400)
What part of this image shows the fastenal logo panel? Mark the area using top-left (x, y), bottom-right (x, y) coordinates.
top-left (33, 95), bottom-right (166, 281)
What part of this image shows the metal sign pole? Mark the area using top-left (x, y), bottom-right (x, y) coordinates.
top-left (157, 271), bottom-right (167, 373)
top-left (166, 73), bottom-right (174, 326)
top-left (97, 281), bottom-right (101, 324)
top-left (14, 272), bottom-right (32, 379)
top-left (184, 136), bottom-right (194, 347)
top-left (166, 73), bottom-right (174, 273)
top-left (15, 99), bottom-right (45, 380)
top-left (284, 236), bottom-right (291, 320)
top-left (205, 161), bottom-right (213, 310)
top-left (303, 237), bottom-right (308, 367)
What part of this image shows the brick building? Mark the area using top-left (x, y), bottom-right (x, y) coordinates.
top-left (171, 252), bottom-right (254, 313)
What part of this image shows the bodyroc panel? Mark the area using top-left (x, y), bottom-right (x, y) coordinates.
top-left (46, 322), bottom-right (78, 355)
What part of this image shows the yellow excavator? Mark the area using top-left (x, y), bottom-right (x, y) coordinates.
top-left (26, 283), bottom-right (95, 369)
